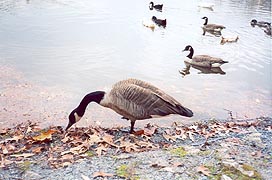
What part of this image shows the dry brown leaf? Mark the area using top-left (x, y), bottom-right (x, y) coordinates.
top-left (32, 147), bottom-right (44, 154)
top-left (93, 171), bottom-right (114, 178)
top-left (0, 128), bottom-right (8, 134)
top-left (32, 129), bottom-right (57, 142)
top-left (95, 144), bottom-right (108, 156)
top-left (61, 134), bottom-right (70, 143)
top-left (61, 144), bottom-right (87, 155)
top-left (144, 126), bottom-right (157, 136)
top-left (133, 129), bottom-right (145, 136)
top-left (172, 162), bottom-right (183, 167)
top-left (10, 153), bottom-right (35, 158)
top-left (118, 139), bottom-right (140, 153)
top-left (197, 165), bottom-right (211, 176)
top-left (1, 135), bottom-right (24, 143)
top-left (26, 126), bottom-right (32, 134)
top-left (61, 154), bottom-right (74, 161)
top-left (2, 145), bottom-right (9, 154)
top-left (163, 134), bottom-right (176, 142)
top-left (0, 156), bottom-right (13, 168)
top-left (81, 174), bottom-right (91, 180)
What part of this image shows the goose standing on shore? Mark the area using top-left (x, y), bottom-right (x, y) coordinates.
top-left (65, 79), bottom-right (193, 133)
top-left (182, 45), bottom-right (228, 68)
top-left (202, 16), bottom-right (225, 35)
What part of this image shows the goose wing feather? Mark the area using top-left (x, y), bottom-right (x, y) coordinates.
top-left (204, 24), bottom-right (225, 30)
top-left (193, 55), bottom-right (224, 63)
top-left (103, 79), bottom-right (192, 120)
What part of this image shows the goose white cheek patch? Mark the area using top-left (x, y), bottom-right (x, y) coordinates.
top-left (74, 112), bottom-right (82, 122)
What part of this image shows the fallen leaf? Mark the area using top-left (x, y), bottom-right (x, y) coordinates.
top-left (2, 145), bottom-right (9, 154)
top-left (32, 147), bottom-right (44, 154)
top-left (10, 153), bottom-right (35, 158)
top-left (0, 156), bottom-right (13, 168)
top-left (26, 126), bottom-right (32, 134)
top-left (81, 174), bottom-right (91, 180)
top-left (197, 165), bottom-right (211, 176)
top-left (133, 129), bottom-right (144, 136)
top-left (93, 171), bottom-right (114, 178)
top-left (172, 162), bottom-right (183, 167)
top-left (95, 144), bottom-right (108, 156)
top-left (0, 128), bottom-right (8, 134)
top-left (32, 129), bottom-right (57, 142)
top-left (1, 135), bottom-right (24, 143)
top-left (163, 134), bottom-right (176, 142)
top-left (159, 167), bottom-right (175, 173)
top-left (61, 154), bottom-right (74, 161)
top-left (144, 126), bottom-right (157, 136)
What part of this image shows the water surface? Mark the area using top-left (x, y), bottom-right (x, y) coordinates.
top-left (0, 0), bottom-right (271, 127)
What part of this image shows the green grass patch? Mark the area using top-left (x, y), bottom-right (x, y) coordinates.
top-left (170, 146), bottom-right (187, 158)
top-left (116, 163), bottom-right (140, 180)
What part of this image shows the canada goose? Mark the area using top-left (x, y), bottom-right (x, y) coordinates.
top-left (220, 36), bottom-right (239, 45)
top-left (182, 45), bottom-right (228, 68)
top-left (152, 16), bottom-right (167, 27)
top-left (149, 2), bottom-right (163, 11)
top-left (198, 2), bottom-right (214, 11)
top-left (264, 25), bottom-right (271, 36)
top-left (202, 16), bottom-right (225, 35)
top-left (65, 78), bottom-right (193, 133)
top-left (250, 19), bottom-right (271, 28)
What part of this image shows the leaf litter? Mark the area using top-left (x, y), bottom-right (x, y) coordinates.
top-left (0, 117), bottom-right (271, 179)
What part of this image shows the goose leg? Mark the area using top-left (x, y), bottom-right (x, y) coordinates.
top-left (130, 120), bottom-right (135, 134)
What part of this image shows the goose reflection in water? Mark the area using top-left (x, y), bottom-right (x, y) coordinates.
top-left (179, 62), bottom-right (226, 77)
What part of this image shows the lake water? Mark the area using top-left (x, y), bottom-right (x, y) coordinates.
top-left (0, 0), bottom-right (271, 128)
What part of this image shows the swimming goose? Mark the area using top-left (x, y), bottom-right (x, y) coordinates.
top-left (152, 16), bottom-right (167, 27)
top-left (65, 78), bottom-right (193, 133)
top-left (182, 45), bottom-right (228, 68)
top-left (202, 17), bottom-right (225, 35)
top-left (264, 25), bottom-right (271, 36)
top-left (220, 36), bottom-right (239, 45)
top-left (198, 2), bottom-right (215, 11)
top-left (250, 19), bottom-right (271, 28)
top-left (149, 2), bottom-right (163, 11)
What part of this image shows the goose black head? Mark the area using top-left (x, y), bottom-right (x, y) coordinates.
top-left (202, 16), bottom-right (208, 25)
top-left (251, 19), bottom-right (257, 26)
top-left (65, 109), bottom-right (81, 131)
top-left (182, 45), bottom-right (192, 52)
top-left (152, 16), bottom-right (157, 21)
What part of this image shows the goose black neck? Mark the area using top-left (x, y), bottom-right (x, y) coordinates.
top-left (187, 47), bottom-right (194, 59)
top-left (203, 18), bottom-right (208, 25)
top-left (76, 91), bottom-right (105, 117)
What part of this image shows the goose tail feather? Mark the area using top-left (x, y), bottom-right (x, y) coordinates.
top-left (177, 105), bottom-right (193, 117)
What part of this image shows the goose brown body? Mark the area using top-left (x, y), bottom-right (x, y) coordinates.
top-left (66, 79), bottom-right (193, 133)
top-left (182, 45), bottom-right (228, 68)
top-left (202, 17), bottom-right (225, 33)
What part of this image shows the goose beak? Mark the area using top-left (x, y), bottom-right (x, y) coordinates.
top-left (65, 122), bottom-right (74, 131)
top-left (65, 110), bottom-right (77, 131)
